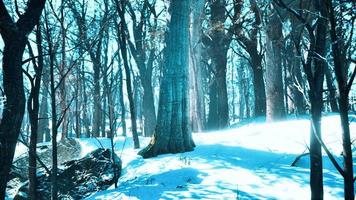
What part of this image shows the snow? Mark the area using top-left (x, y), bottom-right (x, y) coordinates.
top-left (9, 115), bottom-right (354, 199)
top-left (75, 115), bottom-right (355, 200)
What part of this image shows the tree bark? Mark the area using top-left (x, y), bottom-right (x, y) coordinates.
top-left (265, 6), bottom-right (286, 121)
top-left (206, 0), bottom-right (230, 130)
top-left (310, 1), bottom-right (328, 198)
top-left (326, 0), bottom-right (354, 198)
top-left (0, 1), bottom-right (46, 198)
top-left (234, 0), bottom-right (266, 117)
top-left (139, 0), bottom-right (195, 158)
top-left (190, 0), bottom-right (206, 132)
top-left (325, 66), bottom-right (339, 112)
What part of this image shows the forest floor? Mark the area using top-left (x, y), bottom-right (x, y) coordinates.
top-left (13, 114), bottom-right (356, 199)
top-left (81, 114), bottom-right (356, 200)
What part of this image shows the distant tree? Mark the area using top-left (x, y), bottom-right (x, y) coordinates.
top-left (265, 4), bottom-right (286, 121)
top-left (0, 1), bottom-right (46, 198)
top-left (115, 0), bottom-right (140, 148)
top-left (232, 0), bottom-right (266, 118)
top-left (126, 0), bottom-right (158, 137)
top-left (190, 0), bottom-right (206, 132)
top-left (204, 0), bottom-right (236, 129)
top-left (139, 0), bottom-right (195, 158)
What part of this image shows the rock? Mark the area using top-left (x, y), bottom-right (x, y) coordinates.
top-left (14, 148), bottom-right (122, 200)
top-left (7, 139), bottom-right (82, 198)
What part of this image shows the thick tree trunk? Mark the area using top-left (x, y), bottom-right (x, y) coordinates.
top-left (0, 35), bottom-right (27, 200)
top-left (265, 7), bottom-right (286, 121)
top-left (0, 2), bottom-right (45, 197)
top-left (139, 0), bottom-right (195, 158)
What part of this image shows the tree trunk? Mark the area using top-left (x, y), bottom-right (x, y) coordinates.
top-left (310, 1), bottom-right (328, 197)
top-left (142, 79), bottom-right (156, 137)
top-left (326, 0), bottom-right (354, 198)
top-left (116, 0), bottom-right (140, 148)
top-left (0, 34), bottom-right (27, 200)
top-left (206, 0), bottom-right (230, 130)
top-left (265, 6), bottom-right (286, 121)
top-left (38, 65), bottom-right (50, 143)
top-left (251, 62), bottom-right (266, 117)
top-left (139, 0), bottom-right (195, 158)
top-left (0, 1), bottom-right (45, 197)
top-left (190, 0), bottom-right (206, 132)
top-left (325, 66), bottom-right (339, 112)
top-left (28, 24), bottom-right (44, 200)
top-left (118, 66), bottom-right (127, 137)
top-left (60, 1), bottom-right (68, 140)
top-left (92, 61), bottom-right (102, 137)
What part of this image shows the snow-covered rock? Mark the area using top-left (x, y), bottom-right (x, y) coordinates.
top-left (14, 148), bottom-right (121, 200)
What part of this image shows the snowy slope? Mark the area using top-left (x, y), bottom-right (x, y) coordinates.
top-left (80, 115), bottom-right (355, 200)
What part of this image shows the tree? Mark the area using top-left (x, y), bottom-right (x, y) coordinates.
top-left (24, 23), bottom-right (44, 200)
top-left (126, 0), bottom-right (158, 137)
top-left (232, 0), bottom-right (266, 117)
top-left (274, 0), bottom-right (327, 198)
top-left (265, 4), bottom-right (286, 121)
top-left (204, 0), bottom-right (233, 130)
top-left (326, 0), bottom-right (355, 198)
top-left (190, 0), bottom-right (206, 132)
top-left (139, 0), bottom-right (195, 158)
top-left (0, 1), bottom-right (46, 198)
top-left (115, 0), bottom-right (140, 148)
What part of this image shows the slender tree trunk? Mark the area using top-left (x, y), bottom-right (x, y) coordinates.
top-left (92, 61), bottom-right (102, 137)
top-left (60, 1), bottom-right (68, 140)
top-left (38, 65), bottom-right (50, 142)
top-left (82, 63), bottom-right (90, 137)
top-left (325, 66), bottom-right (339, 112)
top-left (28, 24), bottom-right (44, 200)
top-left (310, 1), bottom-right (328, 197)
top-left (139, 0), bottom-right (195, 158)
top-left (190, 0), bottom-right (206, 132)
top-left (118, 66), bottom-right (127, 137)
top-left (116, 0), bottom-right (140, 148)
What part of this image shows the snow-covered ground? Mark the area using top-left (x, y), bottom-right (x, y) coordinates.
top-left (72, 115), bottom-right (356, 200)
